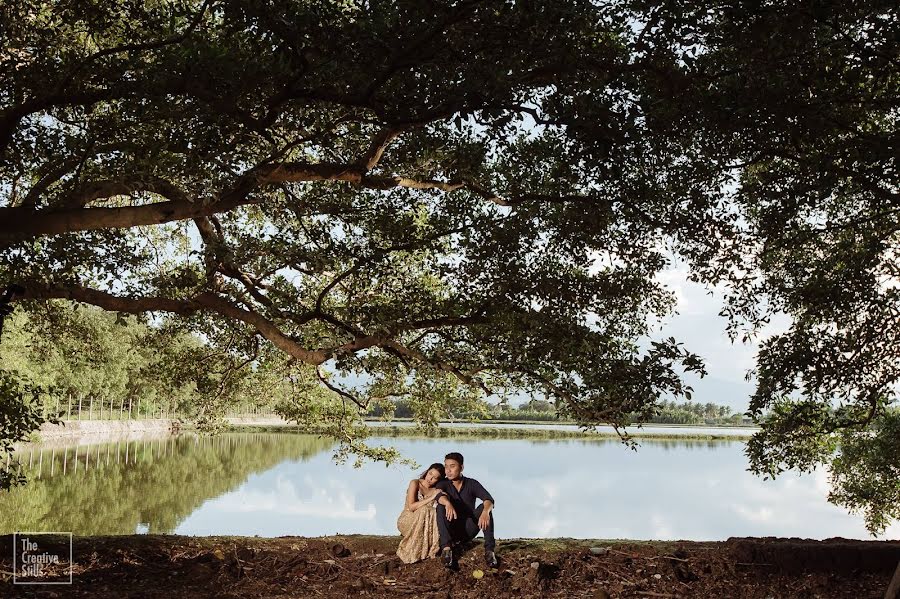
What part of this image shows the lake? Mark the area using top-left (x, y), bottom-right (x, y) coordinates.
top-left (2, 432), bottom-right (896, 541)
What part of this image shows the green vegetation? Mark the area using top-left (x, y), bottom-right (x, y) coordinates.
top-left (0, 433), bottom-right (331, 535)
top-left (0, 0), bottom-right (896, 539)
top-left (233, 423), bottom-right (749, 443)
top-left (367, 425), bottom-right (748, 443)
top-left (0, 302), bottom-right (323, 425)
top-left (0, 369), bottom-right (58, 489)
top-left (366, 398), bottom-right (747, 426)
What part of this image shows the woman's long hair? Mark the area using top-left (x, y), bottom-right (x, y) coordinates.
top-left (420, 463), bottom-right (445, 480)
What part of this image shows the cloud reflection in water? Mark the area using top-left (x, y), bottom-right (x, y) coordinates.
top-left (175, 436), bottom-right (899, 540)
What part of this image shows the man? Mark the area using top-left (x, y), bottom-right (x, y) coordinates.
top-left (434, 451), bottom-right (498, 569)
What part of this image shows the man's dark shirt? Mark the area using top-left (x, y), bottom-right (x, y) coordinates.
top-left (435, 476), bottom-right (494, 519)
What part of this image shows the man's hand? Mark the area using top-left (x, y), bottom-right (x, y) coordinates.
top-left (441, 500), bottom-right (457, 521)
top-left (478, 500), bottom-right (493, 530)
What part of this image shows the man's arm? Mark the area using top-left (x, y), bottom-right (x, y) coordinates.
top-left (473, 480), bottom-right (494, 530)
top-left (437, 493), bottom-right (458, 520)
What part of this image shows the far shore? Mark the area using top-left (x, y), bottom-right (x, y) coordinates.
top-left (362, 417), bottom-right (760, 430)
top-left (226, 420), bottom-right (755, 441)
top-left (24, 417), bottom-right (759, 445)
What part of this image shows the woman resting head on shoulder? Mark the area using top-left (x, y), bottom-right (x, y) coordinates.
top-left (407, 463), bottom-right (445, 510)
top-left (396, 463), bottom-right (446, 563)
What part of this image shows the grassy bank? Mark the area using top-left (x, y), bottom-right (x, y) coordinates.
top-left (226, 423), bottom-right (753, 441)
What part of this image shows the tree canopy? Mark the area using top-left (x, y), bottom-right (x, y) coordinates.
top-left (1, 1), bottom-right (897, 534)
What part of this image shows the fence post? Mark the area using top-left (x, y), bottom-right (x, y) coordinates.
top-left (89, 396), bottom-right (94, 420)
top-left (78, 395), bottom-right (83, 420)
top-left (66, 394), bottom-right (72, 420)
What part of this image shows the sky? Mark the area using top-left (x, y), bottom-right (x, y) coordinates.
top-left (651, 261), bottom-right (790, 414)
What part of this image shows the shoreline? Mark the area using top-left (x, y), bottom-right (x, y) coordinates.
top-left (363, 417), bottom-right (760, 430)
top-left (227, 423), bottom-right (754, 441)
top-left (23, 418), bottom-right (756, 446)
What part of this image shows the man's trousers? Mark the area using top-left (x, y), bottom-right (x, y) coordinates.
top-left (436, 503), bottom-right (495, 551)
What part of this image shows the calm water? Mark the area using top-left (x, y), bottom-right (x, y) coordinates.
top-left (2, 432), bottom-right (896, 540)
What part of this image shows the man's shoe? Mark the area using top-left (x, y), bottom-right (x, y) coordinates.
top-left (441, 546), bottom-right (455, 569)
top-left (484, 549), bottom-right (499, 568)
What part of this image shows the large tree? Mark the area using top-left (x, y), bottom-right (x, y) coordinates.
top-left (1, 0), bottom-right (897, 548)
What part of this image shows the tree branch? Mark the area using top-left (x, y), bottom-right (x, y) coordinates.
top-left (316, 365), bottom-right (368, 410)
top-left (356, 127), bottom-right (403, 171)
top-left (17, 282), bottom-right (329, 365)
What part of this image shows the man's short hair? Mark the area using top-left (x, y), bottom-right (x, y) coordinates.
top-left (445, 452), bottom-right (464, 465)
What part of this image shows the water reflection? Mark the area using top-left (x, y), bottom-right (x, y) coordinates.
top-left (0, 433), bottom-right (331, 535)
top-left (2, 433), bottom-right (896, 540)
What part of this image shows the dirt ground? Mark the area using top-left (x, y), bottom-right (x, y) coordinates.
top-left (1, 534), bottom-right (898, 598)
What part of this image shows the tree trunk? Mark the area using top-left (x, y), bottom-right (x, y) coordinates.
top-left (886, 560), bottom-right (900, 599)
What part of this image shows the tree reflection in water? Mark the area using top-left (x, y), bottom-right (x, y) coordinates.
top-left (0, 433), bottom-right (332, 535)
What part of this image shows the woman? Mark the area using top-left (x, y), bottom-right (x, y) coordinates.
top-left (396, 463), bottom-right (445, 564)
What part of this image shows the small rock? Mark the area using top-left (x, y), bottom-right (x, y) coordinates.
top-left (653, 573), bottom-right (662, 580)
top-left (589, 547), bottom-right (610, 556)
top-left (530, 561), bottom-right (541, 570)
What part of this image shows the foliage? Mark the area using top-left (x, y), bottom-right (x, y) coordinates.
top-left (0, 0), bottom-right (898, 532)
top-left (0, 368), bottom-right (59, 490)
top-left (828, 410), bottom-right (900, 535)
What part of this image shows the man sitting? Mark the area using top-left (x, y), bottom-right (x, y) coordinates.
top-left (434, 451), bottom-right (498, 569)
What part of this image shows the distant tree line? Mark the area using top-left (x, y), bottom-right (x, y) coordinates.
top-left (368, 397), bottom-right (746, 426)
top-left (0, 302), bottom-right (305, 426)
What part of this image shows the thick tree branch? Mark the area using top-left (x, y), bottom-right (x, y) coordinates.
top-left (356, 127), bottom-right (403, 171)
top-left (0, 183), bottom-right (251, 245)
top-left (17, 283), bottom-right (329, 364)
top-left (193, 291), bottom-right (330, 364)
top-left (19, 282), bottom-right (197, 315)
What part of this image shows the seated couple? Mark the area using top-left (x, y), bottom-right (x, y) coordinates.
top-left (395, 451), bottom-right (497, 569)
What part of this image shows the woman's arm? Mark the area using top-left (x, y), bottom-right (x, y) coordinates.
top-left (405, 481), bottom-right (443, 512)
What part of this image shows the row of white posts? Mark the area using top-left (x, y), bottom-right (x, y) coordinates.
top-left (46, 395), bottom-right (274, 421)
top-left (55, 394), bottom-right (180, 421)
